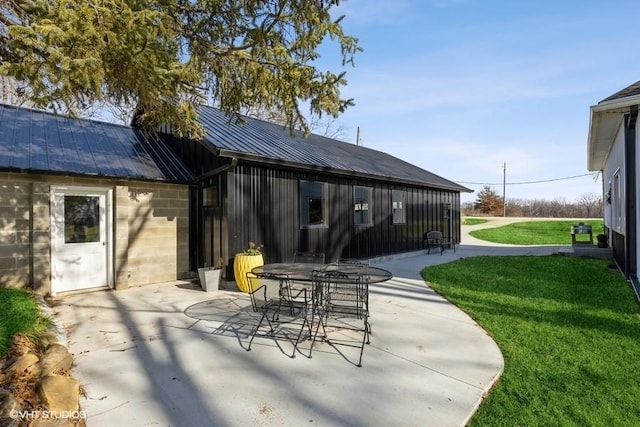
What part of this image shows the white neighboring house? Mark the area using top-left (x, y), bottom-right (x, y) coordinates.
top-left (588, 80), bottom-right (640, 299)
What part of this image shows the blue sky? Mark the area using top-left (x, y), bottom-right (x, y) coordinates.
top-left (320, 0), bottom-right (640, 204)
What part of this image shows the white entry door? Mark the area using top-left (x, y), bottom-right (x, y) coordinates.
top-left (50, 186), bottom-right (113, 295)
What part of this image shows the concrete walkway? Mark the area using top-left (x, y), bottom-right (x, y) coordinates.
top-left (50, 218), bottom-right (570, 427)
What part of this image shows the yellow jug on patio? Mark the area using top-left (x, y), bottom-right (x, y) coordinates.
top-left (233, 253), bottom-right (264, 293)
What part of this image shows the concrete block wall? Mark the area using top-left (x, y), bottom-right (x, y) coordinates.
top-left (123, 183), bottom-right (190, 288)
top-left (114, 185), bottom-right (130, 290)
top-left (32, 182), bottom-right (52, 293)
top-left (0, 175), bottom-right (33, 288)
top-left (0, 172), bottom-right (190, 294)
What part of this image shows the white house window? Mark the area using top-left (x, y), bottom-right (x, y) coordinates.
top-left (300, 181), bottom-right (328, 228)
top-left (613, 171), bottom-right (622, 232)
top-left (354, 186), bottom-right (372, 226)
top-left (392, 190), bottom-right (406, 224)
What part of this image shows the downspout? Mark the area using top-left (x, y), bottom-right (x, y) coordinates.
top-left (624, 105), bottom-right (638, 285)
top-left (196, 156), bottom-right (238, 182)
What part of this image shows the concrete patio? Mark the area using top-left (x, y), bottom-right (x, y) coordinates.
top-left (50, 219), bottom-right (588, 426)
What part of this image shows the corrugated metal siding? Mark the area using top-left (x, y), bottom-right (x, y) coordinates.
top-left (196, 105), bottom-right (470, 192)
top-left (612, 230), bottom-right (625, 275)
top-left (225, 163), bottom-right (460, 271)
top-left (226, 165), bottom-right (297, 267)
top-left (0, 104), bottom-right (194, 183)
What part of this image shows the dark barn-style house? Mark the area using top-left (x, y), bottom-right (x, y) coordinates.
top-left (166, 106), bottom-right (471, 280)
top-left (0, 103), bottom-right (470, 295)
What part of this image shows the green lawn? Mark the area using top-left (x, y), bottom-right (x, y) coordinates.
top-left (0, 288), bottom-right (50, 355)
top-left (464, 217), bottom-right (490, 226)
top-left (423, 256), bottom-right (640, 426)
top-left (469, 220), bottom-right (604, 245)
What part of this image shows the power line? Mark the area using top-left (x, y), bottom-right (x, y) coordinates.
top-left (456, 172), bottom-right (599, 186)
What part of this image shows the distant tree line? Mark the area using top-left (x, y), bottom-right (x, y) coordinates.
top-left (463, 185), bottom-right (603, 218)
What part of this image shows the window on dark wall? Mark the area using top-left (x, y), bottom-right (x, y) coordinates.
top-left (203, 185), bottom-right (218, 207)
top-left (354, 186), bottom-right (372, 226)
top-left (300, 181), bottom-right (328, 228)
top-left (392, 190), bottom-right (406, 224)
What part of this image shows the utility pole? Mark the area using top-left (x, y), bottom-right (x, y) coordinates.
top-left (502, 162), bottom-right (506, 217)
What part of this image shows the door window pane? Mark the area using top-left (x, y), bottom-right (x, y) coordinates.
top-left (64, 196), bottom-right (100, 243)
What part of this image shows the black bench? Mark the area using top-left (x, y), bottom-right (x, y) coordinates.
top-left (424, 231), bottom-right (456, 255)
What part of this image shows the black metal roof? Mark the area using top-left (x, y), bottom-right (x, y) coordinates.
top-left (600, 80), bottom-right (640, 103)
top-left (0, 104), bottom-right (193, 183)
top-left (196, 106), bottom-right (471, 192)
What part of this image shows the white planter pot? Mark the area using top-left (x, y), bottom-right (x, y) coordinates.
top-left (198, 267), bottom-right (222, 292)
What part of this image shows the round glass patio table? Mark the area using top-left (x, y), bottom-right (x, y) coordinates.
top-left (251, 262), bottom-right (393, 284)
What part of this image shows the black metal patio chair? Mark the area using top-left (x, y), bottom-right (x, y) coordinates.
top-left (245, 271), bottom-right (311, 358)
top-left (333, 259), bottom-right (371, 332)
top-left (290, 251), bottom-right (326, 295)
top-left (424, 231), bottom-right (445, 255)
top-left (311, 270), bottom-right (370, 367)
top-left (424, 231), bottom-right (456, 255)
